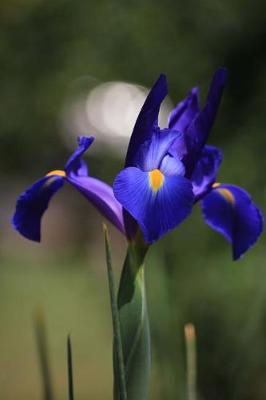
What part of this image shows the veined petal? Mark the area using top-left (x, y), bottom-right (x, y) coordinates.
top-left (113, 167), bottom-right (194, 243)
top-left (65, 136), bottom-right (94, 176)
top-left (12, 175), bottom-right (65, 241)
top-left (192, 145), bottom-right (223, 200)
top-left (67, 175), bottom-right (125, 234)
top-left (185, 68), bottom-right (227, 175)
top-left (201, 184), bottom-right (263, 260)
top-left (134, 128), bottom-right (184, 171)
top-left (125, 74), bottom-right (168, 166)
top-left (168, 87), bottom-right (199, 133)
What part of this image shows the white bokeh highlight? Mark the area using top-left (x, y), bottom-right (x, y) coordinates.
top-left (61, 80), bottom-right (173, 155)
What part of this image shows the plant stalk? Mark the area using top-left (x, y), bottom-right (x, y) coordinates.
top-left (114, 236), bottom-right (150, 400)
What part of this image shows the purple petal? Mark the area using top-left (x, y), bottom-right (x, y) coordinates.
top-left (160, 154), bottom-right (185, 176)
top-left (201, 184), bottom-right (263, 260)
top-left (168, 87), bottom-right (199, 133)
top-left (67, 175), bottom-right (125, 234)
top-left (65, 136), bottom-right (94, 176)
top-left (133, 128), bottom-right (184, 171)
top-left (113, 167), bottom-right (194, 243)
top-left (125, 74), bottom-right (168, 166)
top-left (192, 145), bottom-right (223, 200)
top-left (185, 68), bottom-right (227, 175)
top-left (12, 175), bottom-right (65, 241)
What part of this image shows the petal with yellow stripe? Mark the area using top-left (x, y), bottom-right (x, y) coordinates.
top-left (113, 166), bottom-right (194, 243)
top-left (12, 175), bottom-right (65, 241)
top-left (201, 184), bottom-right (263, 260)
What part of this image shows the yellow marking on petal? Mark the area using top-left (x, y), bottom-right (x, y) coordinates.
top-left (217, 188), bottom-right (235, 205)
top-left (149, 169), bottom-right (164, 192)
top-left (212, 182), bottom-right (221, 188)
top-left (46, 169), bottom-right (66, 177)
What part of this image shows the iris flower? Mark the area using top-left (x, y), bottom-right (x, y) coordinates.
top-left (12, 69), bottom-right (263, 259)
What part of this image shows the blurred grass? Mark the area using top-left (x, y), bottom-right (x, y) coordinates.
top-left (0, 257), bottom-right (113, 400)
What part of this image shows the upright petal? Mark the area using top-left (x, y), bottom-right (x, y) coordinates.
top-left (185, 68), bottom-right (227, 175)
top-left (113, 167), bottom-right (194, 243)
top-left (125, 74), bottom-right (168, 166)
top-left (65, 136), bottom-right (94, 176)
top-left (168, 87), bottom-right (199, 133)
top-left (133, 128), bottom-right (184, 171)
top-left (12, 175), bottom-right (65, 241)
top-left (201, 184), bottom-right (263, 260)
top-left (192, 145), bottom-right (223, 200)
top-left (67, 175), bottom-right (125, 234)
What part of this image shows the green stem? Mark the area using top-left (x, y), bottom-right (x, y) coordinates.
top-left (104, 225), bottom-right (127, 400)
top-left (114, 237), bottom-right (150, 400)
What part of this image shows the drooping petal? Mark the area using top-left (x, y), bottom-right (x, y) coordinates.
top-left (168, 87), bottom-right (199, 133)
top-left (65, 136), bottom-right (125, 233)
top-left (113, 167), bottom-right (194, 243)
top-left (192, 145), bottom-right (223, 200)
top-left (185, 68), bottom-right (227, 175)
top-left (12, 175), bottom-right (65, 241)
top-left (65, 136), bottom-right (94, 176)
top-left (67, 175), bottom-right (125, 234)
top-left (125, 74), bottom-right (168, 167)
top-left (201, 184), bottom-right (263, 260)
top-left (134, 128), bottom-right (184, 171)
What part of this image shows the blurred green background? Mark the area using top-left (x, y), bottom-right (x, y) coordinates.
top-left (1, 0), bottom-right (266, 399)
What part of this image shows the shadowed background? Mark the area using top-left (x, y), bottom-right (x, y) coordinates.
top-left (1, 0), bottom-right (266, 399)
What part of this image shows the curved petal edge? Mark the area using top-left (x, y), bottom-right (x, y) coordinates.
top-left (67, 175), bottom-right (125, 234)
top-left (201, 184), bottom-right (263, 260)
top-left (113, 167), bottom-right (194, 243)
top-left (125, 74), bottom-right (168, 166)
top-left (12, 175), bottom-right (65, 242)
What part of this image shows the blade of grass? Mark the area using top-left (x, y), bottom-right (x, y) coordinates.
top-left (67, 335), bottom-right (74, 400)
top-left (33, 308), bottom-right (54, 400)
top-left (103, 224), bottom-right (127, 400)
top-left (184, 323), bottom-right (197, 400)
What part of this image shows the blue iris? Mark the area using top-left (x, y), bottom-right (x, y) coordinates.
top-left (114, 128), bottom-right (194, 243)
top-left (12, 69), bottom-right (264, 260)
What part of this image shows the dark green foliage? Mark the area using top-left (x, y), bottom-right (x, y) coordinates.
top-left (67, 336), bottom-right (74, 400)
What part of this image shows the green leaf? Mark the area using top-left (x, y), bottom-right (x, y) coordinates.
top-left (33, 308), bottom-right (54, 400)
top-left (103, 224), bottom-right (127, 400)
top-left (115, 237), bottom-right (150, 400)
top-left (67, 335), bottom-right (75, 400)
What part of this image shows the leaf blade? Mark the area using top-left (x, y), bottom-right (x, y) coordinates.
top-left (67, 335), bottom-right (75, 400)
top-left (103, 224), bottom-right (127, 400)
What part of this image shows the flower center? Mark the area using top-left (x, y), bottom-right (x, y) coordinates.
top-left (46, 170), bottom-right (66, 177)
top-left (149, 169), bottom-right (164, 192)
